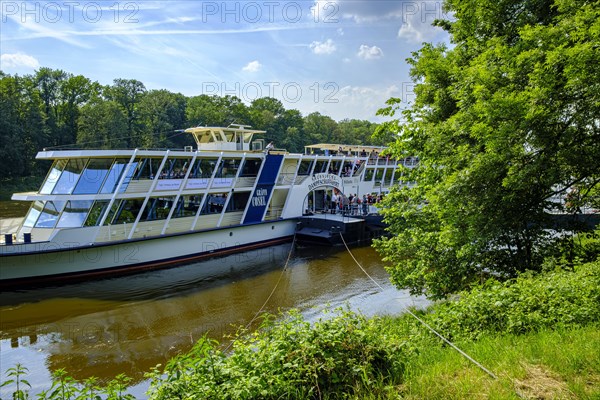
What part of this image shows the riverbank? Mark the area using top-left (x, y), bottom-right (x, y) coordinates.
top-left (3, 257), bottom-right (598, 399)
top-left (0, 176), bottom-right (43, 201)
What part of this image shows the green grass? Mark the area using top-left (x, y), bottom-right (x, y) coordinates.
top-left (398, 325), bottom-right (600, 400)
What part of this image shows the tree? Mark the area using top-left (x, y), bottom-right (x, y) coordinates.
top-left (107, 78), bottom-right (146, 147)
top-left (137, 89), bottom-right (187, 148)
top-left (374, 0), bottom-right (600, 299)
top-left (303, 112), bottom-right (337, 144)
top-left (186, 94), bottom-right (249, 127)
top-left (77, 101), bottom-right (128, 149)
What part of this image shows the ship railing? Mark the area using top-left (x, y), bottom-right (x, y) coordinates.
top-left (264, 207), bottom-right (284, 220)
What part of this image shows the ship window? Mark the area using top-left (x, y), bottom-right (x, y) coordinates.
top-left (329, 160), bottom-right (342, 175)
top-left (34, 201), bottom-right (66, 228)
top-left (226, 191), bottom-right (250, 212)
top-left (202, 193), bottom-right (227, 215)
top-left (133, 158), bottom-right (162, 180)
top-left (297, 160), bottom-right (314, 175)
top-left (172, 195), bottom-right (203, 218)
top-left (314, 160), bottom-right (328, 173)
top-left (52, 158), bottom-right (88, 194)
top-left (374, 169), bottom-right (384, 184)
top-left (216, 158), bottom-right (240, 178)
top-left (384, 169), bottom-right (393, 185)
top-left (363, 169), bottom-right (374, 182)
top-left (23, 201), bottom-right (44, 227)
top-left (240, 159), bottom-right (261, 177)
top-left (40, 159), bottom-right (68, 194)
top-left (100, 159), bottom-right (134, 194)
top-left (73, 158), bottom-right (113, 194)
top-left (111, 198), bottom-right (144, 224)
top-left (57, 200), bottom-right (94, 228)
top-left (84, 201), bottom-right (110, 226)
top-left (141, 196), bottom-right (175, 221)
top-left (189, 158), bottom-right (218, 179)
top-left (161, 157), bottom-right (190, 179)
top-left (102, 200), bottom-right (123, 225)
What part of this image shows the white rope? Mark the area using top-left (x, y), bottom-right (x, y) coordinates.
top-left (338, 232), bottom-right (499, 380)
top-left (222, 233), bottom-right (297, 352)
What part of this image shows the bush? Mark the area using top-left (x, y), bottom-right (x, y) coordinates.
top-left (147, 309), bottom-right (410, 399)
top-left (426, 260), bottom-right (600, 340)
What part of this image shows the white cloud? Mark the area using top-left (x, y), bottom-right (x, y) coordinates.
top-left (309, 39), bottom-right (336, 55)
top-left (242, 60), bottom-right (262, 73)
top-left (0, 52), bottom-right (40, 69)
top-left (357, 45), bottom-right (383, 60)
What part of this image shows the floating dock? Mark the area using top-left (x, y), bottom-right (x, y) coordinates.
top-left (295, 213), bottom-right (387, 246)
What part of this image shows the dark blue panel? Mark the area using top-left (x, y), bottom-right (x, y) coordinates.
top-left (243, 155), bottom-right (284, 223)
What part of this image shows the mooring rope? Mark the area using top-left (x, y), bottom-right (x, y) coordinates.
top-left (338, 232), bottom-right (499, 381)
top-left (222, 232), bottom-right (297, 353)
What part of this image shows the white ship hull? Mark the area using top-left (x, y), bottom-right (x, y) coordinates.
top-left (0, 219), bottom-right (297, 287)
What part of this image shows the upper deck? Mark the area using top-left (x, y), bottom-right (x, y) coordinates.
top-left (186, 124), bottom-right (266, 152)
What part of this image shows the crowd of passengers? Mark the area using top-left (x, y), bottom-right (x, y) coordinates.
top-left (320, 192), bottom-right (385, 216)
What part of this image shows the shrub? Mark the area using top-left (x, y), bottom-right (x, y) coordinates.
top-left (147, 309), bottom-right (410, 399)
top-left (426, 260), bottom-right (600, 340)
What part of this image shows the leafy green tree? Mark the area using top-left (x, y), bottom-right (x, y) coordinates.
top-left (249, 97), bottom-right (286, 143)
top-left (186, 94), bottom-right (249, 127)
top-left (375, 0), bottom-right (600, 299)
top-left (303, 112), bottom-right (338, 144)
top-left (335, 119), bottom-right (379, 146)
top-left (107, 78), bottom-right (146, 147)
top-left (137, 89), bottom-right (187, 148)
top-left (77, 100), bottom-right (129, 149)
top-left (278, 109), bottom-right (304, 152)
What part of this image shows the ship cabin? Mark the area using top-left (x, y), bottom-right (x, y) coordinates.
top-left (3, 125), bottom-right (417, 247)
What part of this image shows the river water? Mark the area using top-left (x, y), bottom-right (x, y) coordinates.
top-left (0, 201), bottom-right (427, 397)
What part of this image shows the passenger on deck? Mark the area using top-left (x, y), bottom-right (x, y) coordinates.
top-left (265, 141), bottom-right (274, 154)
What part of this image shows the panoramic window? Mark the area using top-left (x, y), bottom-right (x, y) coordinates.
top-left (100, 159), bottom-right (136, 194)
top-left (99, 198), bottom-right (144, 225)
top-left (225, 192), bottom-right (250, 213)
top-left (160, 157), bottom-right (191, 179)
top-left (132, 158), bottom-right (162, 180)
top-left (201, 192), bottom-right (228, 215)
top-left (216, 158), bottom-right (240, 178)
top-left (140, 196), bottom-right (175, 221)
top-left (84, 201), bottom-right (110, 227)
top-left (34, 201), bottom-right (66, 228)
top-left (57, 200), bottom-right (94, 228)
top-left (39, 159), bottom-right (68, 194)
top-left (22, 201), bottom-right (45, 227)
top-left (172, 195), bottom-right (203, 219)
top-left (239, 159), bottom-right (262, 177)
top-left (363, 169), bottom-right (374, 182)
top-left (52, 158), bottom-right (88, 194)
top-left (73, 158), bottom-right (114, 194)
top-left (374, 169), bottom-right (384, 184)
top-left (314, 160), bottom-right (328, 174)
top-left (384, 169), bottom-right (393, 185)
top-left (189, 158), bottom-right (218, 179)
top-left (297, 159), bottom-right (314, 175)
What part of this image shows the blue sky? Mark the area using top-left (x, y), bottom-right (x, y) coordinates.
top-left (1, 0), bottom-right (450, 121)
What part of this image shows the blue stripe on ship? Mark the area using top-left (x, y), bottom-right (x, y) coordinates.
top-left (243, 154), bottom-right (284, 224)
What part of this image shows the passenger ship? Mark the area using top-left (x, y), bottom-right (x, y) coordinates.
top-left (0, 125), bottom-right (412, 287)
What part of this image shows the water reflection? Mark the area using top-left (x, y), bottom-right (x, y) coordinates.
top-left (0, 243), bottom-right (428, 392)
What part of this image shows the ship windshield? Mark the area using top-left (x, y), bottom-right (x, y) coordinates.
top-left (56, 200), bottom-right (94, 227)
top-left (52, 158), bottom-right (87, 194)
top-left (34, 201), bottom-right (66, 228)
top-left (39, 160), bottom-right (68, 194)
top-left (73, 158), bottom-right (113, 194)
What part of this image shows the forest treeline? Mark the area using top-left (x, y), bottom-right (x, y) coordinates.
top-left (0, 68), bottom-right (384, 179)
